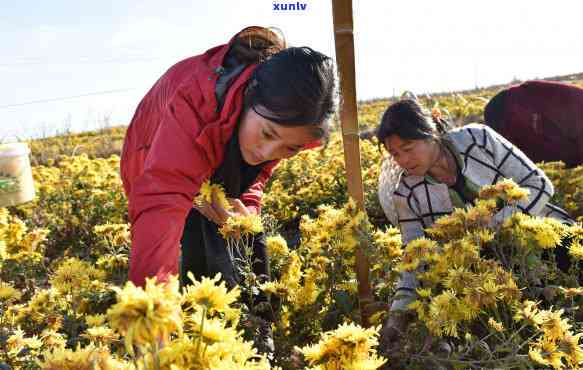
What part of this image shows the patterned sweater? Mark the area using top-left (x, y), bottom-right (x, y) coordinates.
top-left (377, 123), bottom-right (572, 311)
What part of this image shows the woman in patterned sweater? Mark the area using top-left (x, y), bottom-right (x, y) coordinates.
top-left (375, 99), bottom-right (573, 352)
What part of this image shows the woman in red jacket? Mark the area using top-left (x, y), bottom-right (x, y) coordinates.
top-left (120, 26), bottom-right (338, 351)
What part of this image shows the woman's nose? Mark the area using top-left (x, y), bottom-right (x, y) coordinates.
top-left (396, 154), bottom-right (410, 168)
top-left (258, 143), bottom-right (277, 161)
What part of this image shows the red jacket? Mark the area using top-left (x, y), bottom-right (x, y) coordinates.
top-left (120, 32), bottom-right (281, 287)
top-left (485, 80), bottom-right (583, 167)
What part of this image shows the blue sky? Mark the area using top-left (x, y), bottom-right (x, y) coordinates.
top-left (2, 0), bottom-right (582, 140)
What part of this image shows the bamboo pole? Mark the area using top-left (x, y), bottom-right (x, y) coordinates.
top-left (331, 0), bottom-right (374, 326)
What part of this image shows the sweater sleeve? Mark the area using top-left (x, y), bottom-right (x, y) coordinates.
top-left (127, 97), bottom-right (212, 287)
top-left (477, 125), bottom-right (554, 226)
top-left (390, 183), bottom-right (426, 312)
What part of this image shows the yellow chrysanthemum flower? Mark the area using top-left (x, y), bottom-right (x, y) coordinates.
top-left (196, 180), bottom-right (232, 211)
top-left (182, 272), bottom-right (240, 314)
top-left (259, 280), bottom-right (289, 297)
top-left (40, 329), bottom-right (67, 350)
top-left (107, 275), bottom-right (183, 356)
top-left (188, 314), bottom-right (238, 345)
top-left (539, 309), bottom-right (572, 341)
top-left (487, 317), bottom-right (504, 332)
top-left (219, 214), bottom-right (263, 241)
top-left (0, 280), bottom-right (22, 302)
top-left (298, 322), bottom-right (386, 369)
top-left (49, 257), bottom-right (106, 295)
top-left (81, 326), bottom-right (119, 346)
top-left (568, 239), bottom-right (583, 260)
top-left (38, 343), bottom-right (129, 370)
top-left (561, 332), bottom-right (583, 368)
top-left (265, 235), bottom-right (289, 260)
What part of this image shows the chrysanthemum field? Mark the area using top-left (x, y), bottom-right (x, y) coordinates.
top-left (2, 84), bottom-right (583, 369)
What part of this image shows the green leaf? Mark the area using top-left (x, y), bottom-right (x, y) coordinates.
top-left (526, 254), bottom-right (539, 269)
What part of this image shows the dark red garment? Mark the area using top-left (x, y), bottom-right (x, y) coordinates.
top-left (120, 33), bottom-right (282, 287)
top-left (484, 80), bottom-right (583, 167)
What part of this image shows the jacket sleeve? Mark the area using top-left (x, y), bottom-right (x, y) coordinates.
top-left (477, 125), bottom-right (554, 226)
top-left (390, 184), bottom-right (426, 312)
top-left (240, 164), bottom-right (276, 214)
top-left (127, 96), bottom-right (211, 287)
top-left (377, 157), bottom-right (402, 226)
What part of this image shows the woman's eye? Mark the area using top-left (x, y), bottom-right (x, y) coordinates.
top-left (262, 130), bottom-right (273, 139)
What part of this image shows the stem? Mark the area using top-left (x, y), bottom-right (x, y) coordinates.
top-left (463, 330), bottom-right (498, 357)
top-left (246, 238), bottom-right (255, 312)
top-left (195, 307), bottom-right (207, 358)
top-left (151, 337), bottom-right (161, 370)
top-left (514, 331), bottom-right (541, 354)
top-left (502, 323), bottom-right (528, 348)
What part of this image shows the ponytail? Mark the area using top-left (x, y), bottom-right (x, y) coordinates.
top-left (229, 26), bottom-right (286, 65)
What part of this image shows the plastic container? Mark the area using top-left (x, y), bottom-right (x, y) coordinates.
top-left (0, 143), bottom-right (35, 207)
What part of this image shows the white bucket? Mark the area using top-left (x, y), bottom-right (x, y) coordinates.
top-left (0, 143), bottom-right (36, 207)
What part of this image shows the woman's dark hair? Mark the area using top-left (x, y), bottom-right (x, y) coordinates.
top-left (376, 99), bottom-right (449, 145)
top-left (245, 46), bottom-right (338, 139)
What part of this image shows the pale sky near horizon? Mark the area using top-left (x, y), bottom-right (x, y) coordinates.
top-left (1, 0), bottom-right (582, 140)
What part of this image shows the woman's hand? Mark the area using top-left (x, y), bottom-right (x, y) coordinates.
top-left (194, 193), bottom-right (251, 225)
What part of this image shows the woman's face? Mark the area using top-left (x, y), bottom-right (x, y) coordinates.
top-left (384, 135), bottom-right (438, 176)
top-left (238, 107), bottom-right (317, 165)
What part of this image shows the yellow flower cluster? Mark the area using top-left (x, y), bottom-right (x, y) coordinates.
top-left (182, 272), bottom-right (240, 316)
top-left (405, 193), bottom-right (576, 338)
top-left (540, 161), bottom-right (583, 221)
top-left (50, 257), bottom-right (107, 296)
top-left (393, 182), bottom-right (583, 369)
top-left (196, 180), bottom-right (232, 210)
top-left (107, 276), bottom-right (183, 355)
top-left (94, 223), bottom-right (131, 247)
top-left (218, 213), bottom-right (264, 241)
top-left (520, 302), bottom-right (583, 369)
top-left (301, 199), bottom-right (369, 260)
top-left (501, 212), bottom-right (568, 250)
top-left (9, 153), bottom-right (127, 271)
top-left (265, 235), bottom-right (289, 264)
top-left (0, 280), bottom-right (21, 302)
top-left (0, 207), bottom-right (49, 260)
top-left (39, 343), bottom-right (130, 370)
top-left (425, 200), bottom-right (498, 242)
top-left (568, 227), bottom-right (583, 261)
top-left (298, 322), bottom-right (387, 370)
top-left (102, 273), bottom-right (276, 369)
top-left (479, 178), bottom-right (530, 205)
top-left (257, 199), bottom-right (389, 356)
top-left (263, 134), bottom-right (385, 224)
top-left (27, 126), bottom-right (127, 166)
top-left (3, 84), bottom-right (583, 369)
